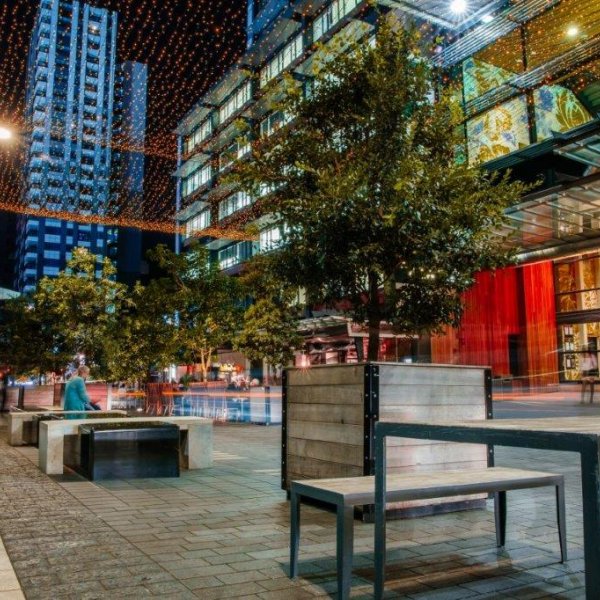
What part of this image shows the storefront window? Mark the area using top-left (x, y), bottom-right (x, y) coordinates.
top-left (556, 256), bottom-right (600, 313)
top-left (556, 255), bottom-right (600, 381)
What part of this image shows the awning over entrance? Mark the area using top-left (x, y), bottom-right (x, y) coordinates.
top-left (494, 120), bottom-right (600, 262)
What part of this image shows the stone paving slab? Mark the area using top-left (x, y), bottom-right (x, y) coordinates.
top-left (0, 418), bottom-right (587, 598)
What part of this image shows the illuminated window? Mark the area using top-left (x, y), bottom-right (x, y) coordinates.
top-left (260, 224), bottom-right (288, 252)
top-left (219, 81), bottom-right (252, 124)
top-left (185, 118), bottom-right (212, 155)
top-left (219, 191), bottom-right (252, 220)
top-left (218, 242), bottom-right (252, 269)
top-left (260, 112), bottom-right (290, 137)
top-left (260, 34), bottom-right (304, 87)
top-left (313, 0), bottom-right (361, 42)
top-left (185, 209), bottom-right (211, 237)
top-left (183, 163), bottom-right (212, 197)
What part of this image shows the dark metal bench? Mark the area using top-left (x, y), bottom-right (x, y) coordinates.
top-left (290, 467), bottom-right (566, 600)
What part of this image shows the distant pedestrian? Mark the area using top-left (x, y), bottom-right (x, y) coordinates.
top-left (64, 365), bottom-right (99, 411)
top-left (581, 347), bottom-right (598, 404)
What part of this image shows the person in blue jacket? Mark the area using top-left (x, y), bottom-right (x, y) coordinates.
top-left (64, 365), bottom-right (98, 411)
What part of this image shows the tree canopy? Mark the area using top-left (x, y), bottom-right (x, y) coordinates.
top-left (33, 247), bottom-right (128, 376)
top-left (232, 21), bottom-right (527, 360)
top-left (235, 253), bottom-right (302, 381)
top-left (147, 243), bottom-right (243, 381)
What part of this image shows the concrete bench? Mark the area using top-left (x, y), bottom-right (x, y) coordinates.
top-left (7, 410), bottom-right (127, 446)
top-left (290, 467), bottom-right (566, 600)
top-left (38, 416), bottom-right (213, 475)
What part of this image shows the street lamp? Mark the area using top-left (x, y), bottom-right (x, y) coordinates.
top-left (0, 126), bottom-right (13, 141)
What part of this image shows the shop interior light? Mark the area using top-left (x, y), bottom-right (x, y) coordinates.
top-left (566, 25), bottom-right (579, 37)
top-left (450, 0), bottom-right (468, 14)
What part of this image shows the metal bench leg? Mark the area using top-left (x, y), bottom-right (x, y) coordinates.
top-left (556, 483), bottom-right (568, 563)
top-left (494, 491), bottom-right (506, 547)
top-left (337, 504), bottom-right (354, 600)
top-left (290, 491), bottom-right (300, 578)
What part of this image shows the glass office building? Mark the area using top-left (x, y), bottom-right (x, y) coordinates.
top-left (176, 0), bottom-right (600, 386)
top-left (16, 0), bottom-right (147, 293)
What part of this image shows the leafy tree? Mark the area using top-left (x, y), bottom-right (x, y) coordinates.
top-left (0, 296), bottom-right (70, 379)
top-left (104, 282), bottom-right (179, 385)
top-left (34, 247), bottom-right (128, 376)
top-left (235, 254), bottom-right (302, 383)
top-left (147, 243), bottom-right (243, 381)
top-left (232, 22), bottom-right (527, 360)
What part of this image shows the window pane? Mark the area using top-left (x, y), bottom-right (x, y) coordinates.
top-left (466, 95), bottom-right (530, 164)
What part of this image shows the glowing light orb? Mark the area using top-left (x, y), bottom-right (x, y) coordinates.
top-left (450, 0), bottom-right (468, 14)
top-left (0, 127), bottom-right (12, 140)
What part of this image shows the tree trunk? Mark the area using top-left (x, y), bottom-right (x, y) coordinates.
top-left (367, 271), bottom-right (382, 362)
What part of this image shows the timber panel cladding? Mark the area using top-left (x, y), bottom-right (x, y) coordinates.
top-left (285, 363), bottom-right (489, 510)
top-left (286, 365), bottom-right (365, 483)
top-left (378, 364), bottom-right (488, 508)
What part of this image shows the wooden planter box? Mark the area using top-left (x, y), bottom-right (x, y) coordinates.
top-left (282, 362), bottom-right (492, 519)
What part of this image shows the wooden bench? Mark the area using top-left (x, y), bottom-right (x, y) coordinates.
top-left (290, 467), bottom-right (566, 600)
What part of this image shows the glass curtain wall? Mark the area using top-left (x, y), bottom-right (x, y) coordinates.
top-left (556, 255), bottom-right (600, 381)
top-left (458, 0), bottom-right (600, 164)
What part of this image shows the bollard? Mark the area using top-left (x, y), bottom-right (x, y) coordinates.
top-left (17, 386), bottom-right (25, 409)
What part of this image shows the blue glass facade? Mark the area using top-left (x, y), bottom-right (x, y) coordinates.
top-left (16, 0), bottom-right (147, 293)
top-left (247, 0), bottom-right (290, 48)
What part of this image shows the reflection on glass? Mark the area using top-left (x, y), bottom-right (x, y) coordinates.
top-left (559, 323), bottom-right (600, 381)
top-left (556, 255), bottom-right (600, 313)
top-left (526, 0), bottom-right (600, 69)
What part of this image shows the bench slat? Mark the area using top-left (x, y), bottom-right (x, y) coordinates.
top-left (292, 467), bottom-right (563, 506)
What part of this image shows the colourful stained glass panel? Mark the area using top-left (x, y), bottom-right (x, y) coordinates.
top-left (534, 85), bottom-right (593, 140)
top-left (466, 96), bottom-right (530, 164)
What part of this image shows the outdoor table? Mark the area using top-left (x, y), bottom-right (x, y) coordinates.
top-left (374, 417), bottom-right (600, 600)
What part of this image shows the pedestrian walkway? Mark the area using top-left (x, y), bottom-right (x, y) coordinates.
top-left (0, 536), bottom-right (24, 599)
top-left (0, 417), bottom-right (586, 598)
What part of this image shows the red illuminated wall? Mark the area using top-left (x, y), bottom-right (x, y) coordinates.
top-left (432, 262), bottom-right (558, 385)
top-left (521, 262), bottom-right (558, 387)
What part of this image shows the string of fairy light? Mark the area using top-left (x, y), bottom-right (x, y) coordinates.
top-left (0, 0), bottom-right (249, 232)
top-left (0, 0), bottom-right (598, 234)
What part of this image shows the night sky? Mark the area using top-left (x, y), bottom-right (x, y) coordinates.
top-left (0, 0), bottom-right (248, 224)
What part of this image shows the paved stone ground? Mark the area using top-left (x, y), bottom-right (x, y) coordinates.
top-left (0, 418), bottom-right (587, 599)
